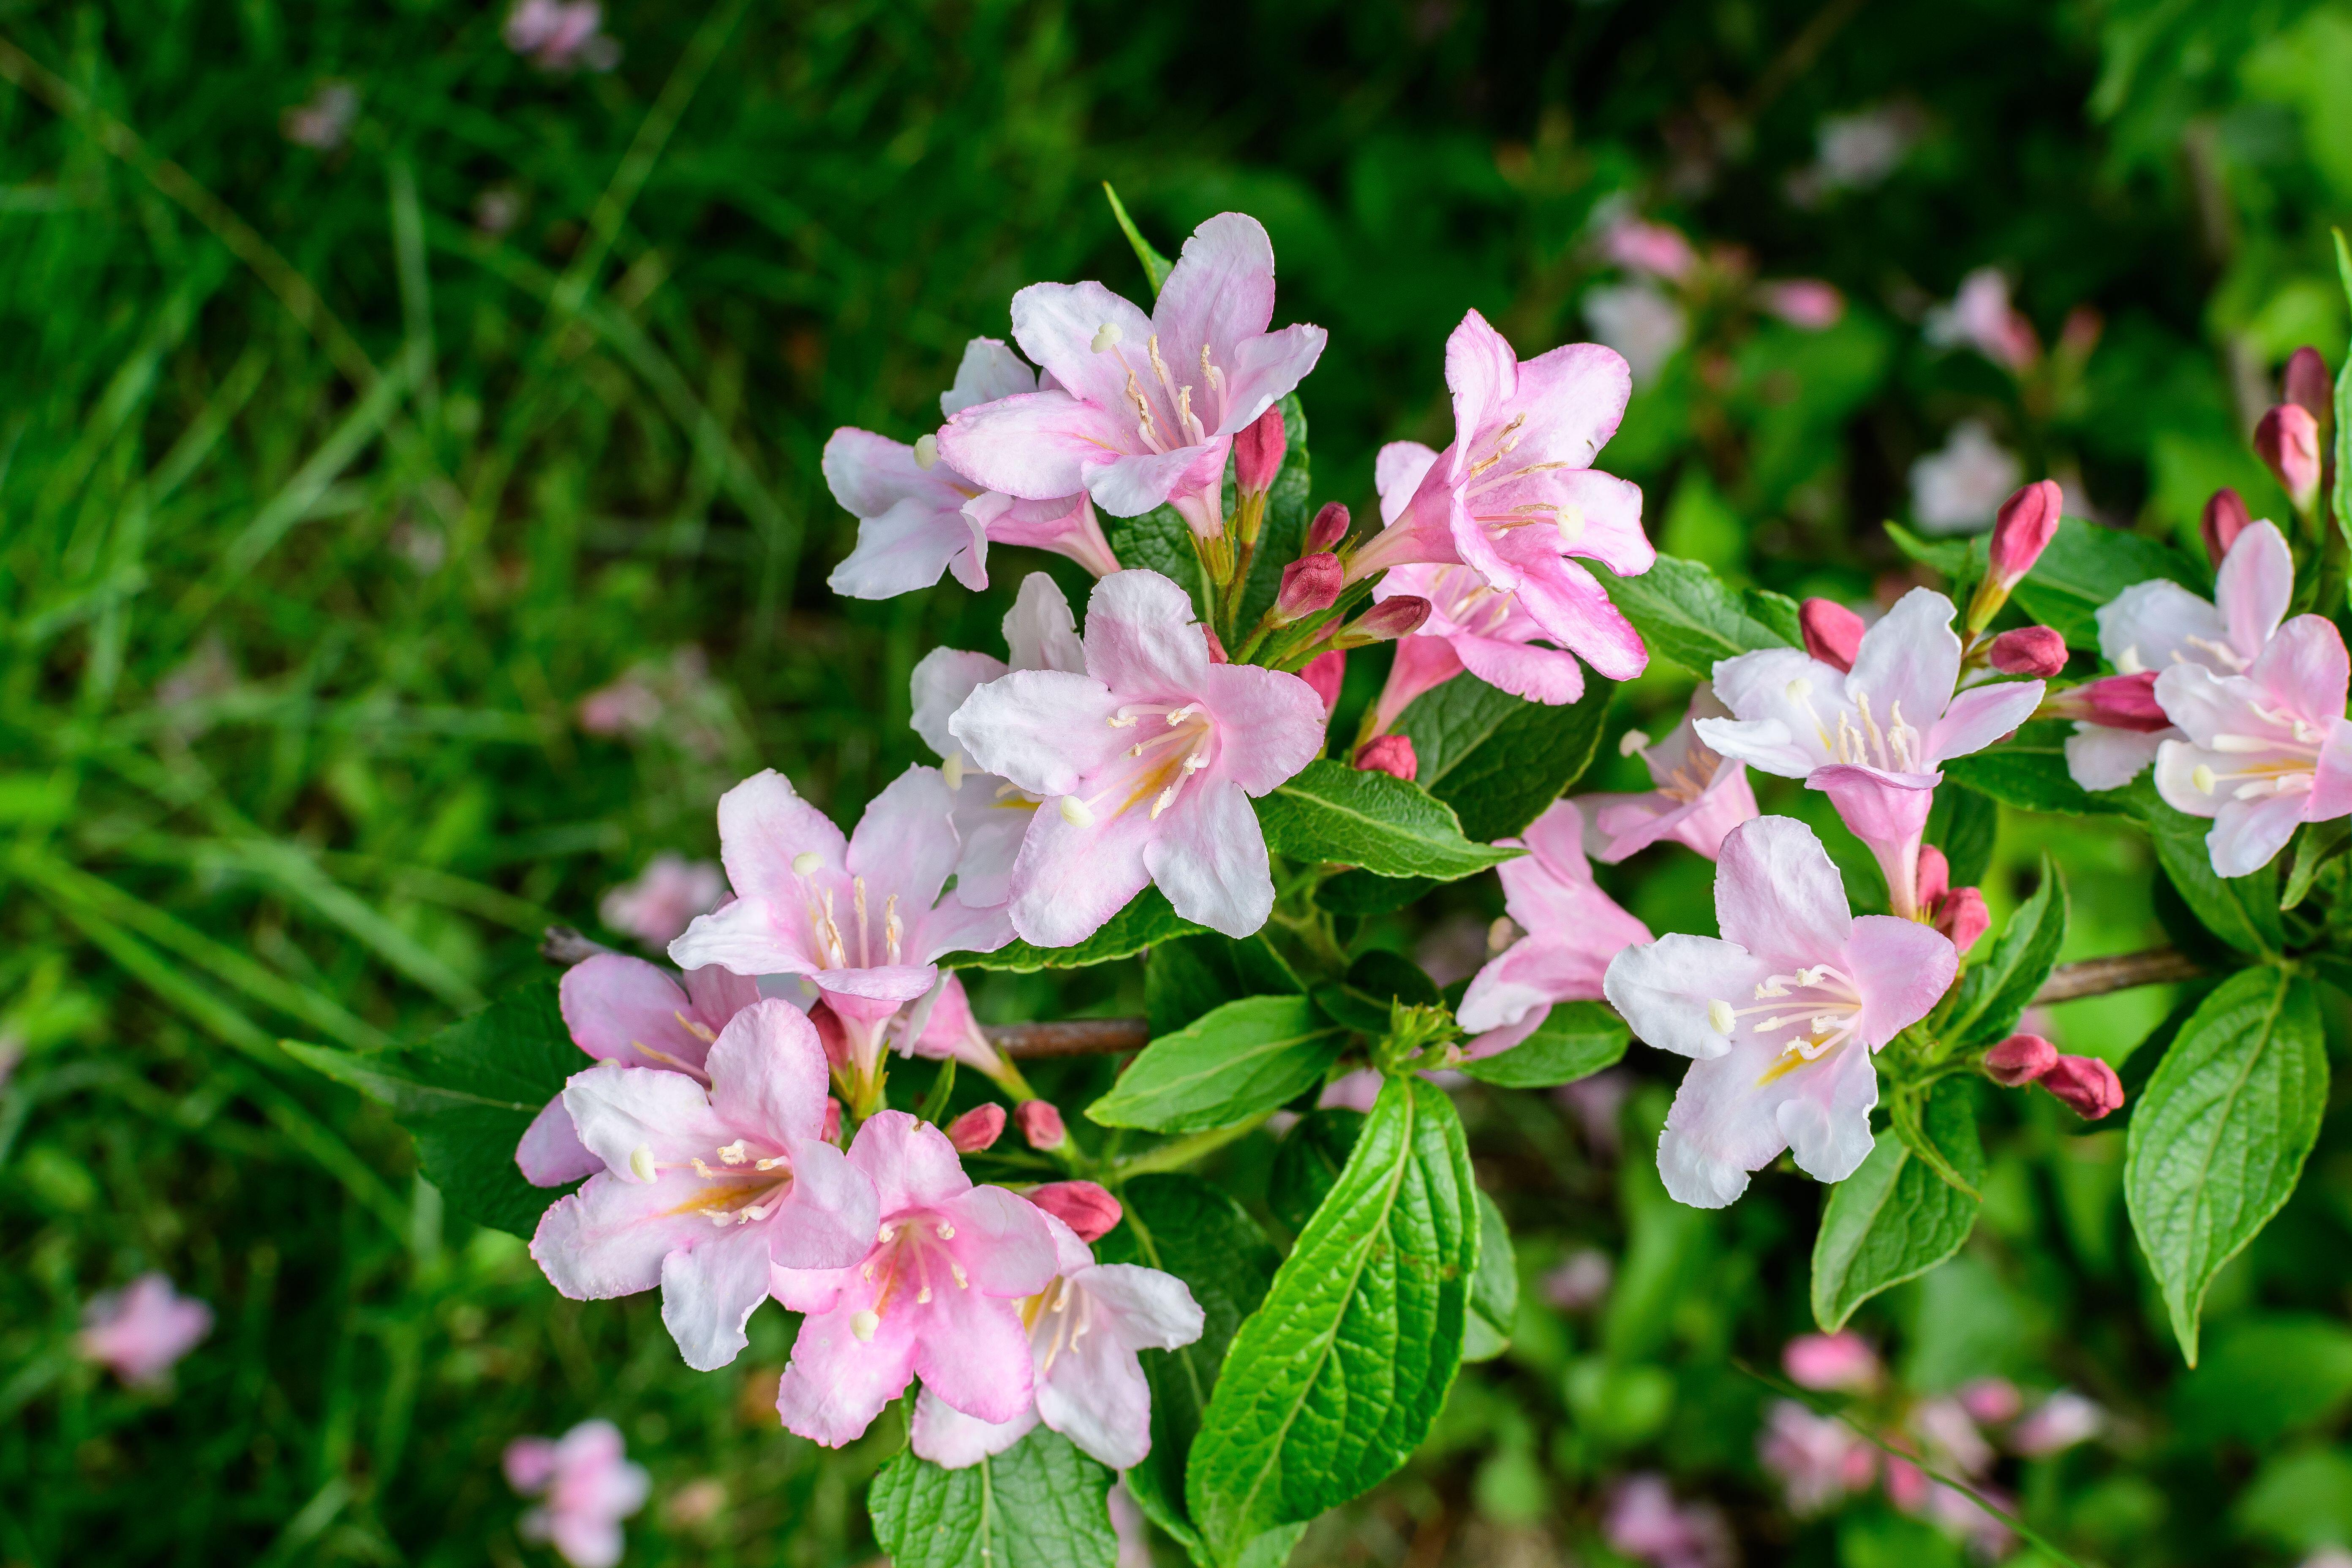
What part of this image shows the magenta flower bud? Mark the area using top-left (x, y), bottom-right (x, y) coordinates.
top-left (2284, 346), bottom-right (2331, 422)
top-left (1300, 648), bottom-right (1346, 715)
top-left (820, 1096), bottom-right (843, 1145)
top-left (1331, 595), bottom-right (1431, 649)
top-left (1307, 501), bottom-right (1351, 553)
top-left (1015, 1098), bottom-right (1066, 1150)
top-left (1274, 553), bottom-right (1343, 623)
top-left (1983, 1033), bottom-right (2058, 1087)
top-left (1933, 886), bottom-right (1990, 954)
top-left (2201, 487), bottom-right (2252, 567)
top-left (2039, 1054), bottom-right (2123, 1119)
top-left (1799, 598), bottom-right (1865, 672)
top-left (1915, 845), bottom-right (1951, 910)
top-left (1353, 734), bottom-right (1418, 781)
top-left (2255, 403), bottom-right (2322, 514)
top-left (945, 1103), bottom-right (1006, 1154)
top-left (1987, 479), bottom-right (2063, 592)
top-left (1233, 405), bottom-right (1287, 497)
top-left (1027, 1180), bottom-right (1123, 1242)
top-left (1988, 625), bottom-right (2067, 677)
top-left (2047, 670), bottom-right (2169, 732)
top-left (1782, 1331), bottom-right (1881, 1392)
top-left (1199, 621), bottom-right (1229, 664)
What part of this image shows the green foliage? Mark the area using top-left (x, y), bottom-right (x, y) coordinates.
top-left (1463, 1188), bottom-right (1518, 1364)
top-left (1939, 853), bottom-right (2067, 1050)
top-left (1087, 996), bottom-right (1345, 1132)
top-left (1941, 723), bottom-right (2140, 817)
top-left (1454, 1001), bottom-right (1630, 1088)
top-left (2010, 518), bottom-right (2204, 649)
top-left (868, 1426), bottom-right (1118, 1568)
top-left (1254, 759), bottom-right (1514, 879)
top-left (1268, 1109), bottom-right (1365, 1234)
top-left (2149, 808), bottom-right (2287, 956)
top-left (1391, 674), bottom-right (1613, 841)
top-left (1810, 1082), bottom-right (1984, 1331)
top-left (949, 888), bottom-right (1206, 972)
top-left (1584, 554), bottom-right (1800, 677)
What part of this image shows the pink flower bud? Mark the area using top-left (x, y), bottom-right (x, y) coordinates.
top-left (1274, 553), bottom-right (1343, 623)
top-left (1799, 598), bottom-right (1865, 672)
top-left (1015, 1099), bottom-right (1066, 1149)
top-left (1332, 596), bottom-right (1431, 648)
top-left (1988, 480), bottom-right (2063, 591)
top-left (1354, 734), bottom-right (1418, 781)
top-left (1933, 885), bottom-right (1990, 954)
top-left (1200, 622), bottom-right (1229, 664)
top-left (1759, 279), bottom-right (1845, 330)
top-left (2285, 346), bottom-right (2331, 422)
top-left (1983, 1033), bottom-right (2058, 1087)
top-left (2047, 671), bottom-right (2168, 732)
top-left (820, 1096), bottom-right (843, 1145)
top-left (1300, 649), bottom-right (1346, 715)
top-left (945, 1103), bottom-right (1005, 1153)
top-left (2200, 487), bottom-right (2251, 567)
top-left (1783, 1331), bottom-right (1881, 1391)
top-left (2040, 1054), bottom-right (2123, 1119)
top-left (1233, 405), bottom-right (1287, 496)
top-left (1307, 501), bottom-right (1351, 553)
top-left (1988, 625), bottom-right (2067, 677)
top-left (2256, 403), bottom-right (2322, 514)
top-left (1027, 1179), bottom-right (1122, 1242)
top-left (1958, 1377), bottom-right (2023, 1425)
top-left (1915, 845), bottom-right (1950, 910)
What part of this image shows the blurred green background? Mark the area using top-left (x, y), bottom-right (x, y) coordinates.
top-left (7, 0), bottom-right (2352, 1562)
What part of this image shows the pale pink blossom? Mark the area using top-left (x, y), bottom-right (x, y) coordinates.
top-left (1318, 1068), bottom-right (1385, 1112)
top-left (1925, 267), bottom-right (2038, 373)
top-left (1577, 687), bottom-right (1759, 862)
top-left (1583, 283), bottom-right (1689, 383)
top-left (948, 569), bottom-right (1326, 944)
top-left (599, 854), bottom-right (725, 949)
top-left (1601, 216), bottom-right (1699, 282)
top-left (1909, 421), bottom-right (2023, 536)
top-left (1108, 1480), bottom-right (1154, 1568)
top-left (1602, 1473), bottom-right (1734, 1568)
top-left (531, 1000), bottom-right (880, 1371)
top-left (1699, 589), bottom-right (2044, 917)
top-left (77, 1273), bottom-right (212, 1386)
top-left (504, 1420), bottom-right (649, 1568)
top-left (937, 214), bottom-right (1326, 547)
top-left (1783, 1331), bottom-right (1881, 1392)
top-left (1957, 1377), bottom-right (2023, 1425)
top-left (1367, 559), bottom-right (1593, 725)
top-left (772, 1111), bottom-right (1059, 1446)
top-left (1457, 800), bottom-right (1652, 1057)
top-left (575, 646), bottom-right (732, 759)
top-left (898, 972), bottom-right (1021, 1086)
top-left (1760, 1399), bottom-right (1877, 1514)
top-left (1759, 280), bottom-right (1846, 329)
top-left (2009, 1389), bottom-right (2104, 1456)
top-left (1811, 105), bottom-right (1920, 189)
top-left (504, 0), bottom-right (619, 71)
top-left (1603, 816), bottom-right (1957, 1208)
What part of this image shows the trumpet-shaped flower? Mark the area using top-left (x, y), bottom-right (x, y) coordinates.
top-left (77, 1273), bottom-right (212, 1386)
top-left (1576, 686), bottom-right (1759, 862)
top-left (825, 340), bottom-right (1117, 600)
top-left (936, 214), bottom-right (1326, 544)
top-left (1603, 816), bottom-right (1957, 1208)
top-left (1457, 800), bottom-right (1654, 1056)
top-left (1698, 588), bottom-right (2043, 916)
top-left (1348, 312), bottom-right (1652, 685)
top-left (2153, 615), bottom-right (2352, 875)
top-left (948, 569), bottom-right (1326, 944)
top-left (772, 1111), bottom-right (1059, 1446)
top-left (504, 1420), bottom-right (649, 1568)
top-left (1367, 561), bottom-right (1593, 727)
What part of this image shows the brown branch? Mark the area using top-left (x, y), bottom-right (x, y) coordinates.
top-left (2031, 946), bottom-right (2203, 1006)
top-left (984, 1019), bottom-right (1149, 1059)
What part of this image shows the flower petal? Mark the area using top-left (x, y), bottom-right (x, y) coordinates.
top-left (562, 1062), bottom-right (730, 1178)
top-left (907, 1288), bottom-right (1037, 1425)
top-left (2249, 613), bottom-right (2351, 723)
top-left (531, 1171), bottom-right (706, 1300)
top-left (2215, 519), bottom-right (2293, 660)
top-left (1143, 779), bottom-right (1276, 939)
top-left (775, 1302), bottom-right (919, 1448)
top-left (827, 492), bottom-right (979, 601)
top-left (1200, 663), bottom-right (1328, 795)
top-left (1712, 815), bottom-right (1852, 965)
top-left (912, 648), bottom-right (1010, 759)
top-left (712, 769), bottom-right (847, 904)
top-left (910, 1387), bottom-right (1037, 1468)
top-left (1928, 680), bottom-right (2043, 764)
top-left (765, 1135), bottom-right (885, 1270)
top-left (660, 1224), bottom-right (774, 1371)
top-left (2063, 723), bottom-right (2167, 790)
top-left (1375, 440), bottom-right (1443, 522)
top-left (1083, 569), bottom-right (1214, 698)
top-left (848, 1109), bottom-right (973, 1214)
top-left (706, 999), bottom-right (831, 1141)
top-left (1841, 915), bottom-right (1958, 1050)
top-left (2096, 579), bottom-right (2223, 673)
top-left (1845, 588), bottom-right (1962, 732)
top-left (1604, 932), bottom-right (1771, 1061)
top-left (1453, 631), bottom-right (1587, 705)
top-left (849, 765), bottom-right (965, 911)
top-left (942, 1184), bottom-right (1061, 1298)
top-left (950, 669), bottom-right (1126, 796)
top-left (941, 337), bottom-right (1037, 417)
top-left (558, 954), bottom-right (706, 1070)
top-left (517, 1097), bottom-right (602, 1187)
top-left (1009, 280), bottom-right (1163, 412)
top-left (1003, 794), bottom-right (1157, 947)
top-left (1443, 309), bottom-right (1522, 460)
top-left (937, 390), bottom-right (1139, 501)
top-left (1154, 212), bottom-right (1277, 394)
top-left (1003, 571), bottom-right (1087, 672)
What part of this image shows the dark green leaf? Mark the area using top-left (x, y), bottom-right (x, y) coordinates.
top-left (1455, 1001), bottom-right (1630, 1088)
top-left (2283, 818), bottom-right (2351, 911)
top-left (1883, 520), bottom-right (1974, 581)
top-left (1940, 722), bottom-right (2137, 818)
top-left (1940, 853), bottom-right (2066, 1049)
top-left (1102, 181), bottom-right (1173, 294)
top-left (2012, 517), bottom-right (2203, 650)
top-left (1585, 553), bottom-right (1800, 678)
top-left (1463, 1187), bottom-right (1517, 1363)
top-left (868, 1425), bottom-right (1117, 1568)
top-left (1392, 675), bottom-right (1613, 841)
top-left (1087, 996), bottom-right (1345, 1132)
top-left (1145, 934), bottom-right (1302, 1037)
top-left (1255, 759), bottom-right (1515, 880)
top-left (1924, 783), bottom-right (1999, 889)
top-left (1315, 870), bottom-right (1437, 915)
top-left (1105, 504), bottom-right (1209, 612)
top-left (1810, 1079), bottom-right (1984, 1331)
top-left (2126, 965), bottom-right (2328, 1364)
top-left (1312, 950), bottom-right (1443, 1036)
top-left (2148, 806), bottom-right (2285, 956)
top-left (947, 887), bottom-right (1207, 972)
top-left (1267, 1108), bottom-right (1364, 1234)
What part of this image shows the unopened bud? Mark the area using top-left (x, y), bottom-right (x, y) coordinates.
top-left (820, 1097), bottom-right (844, 1144)
top-left (2046, 671), bottom-right (2168, 732)
top-left (1933, 886), bottom-right (1990, 954)
top-left (1983, 1033), bottom-right (2058, 1088)
top-left (1300, 649), bottom-right (1346, 715)
top-left (2200, 487), bottom-right (2252, 567)
top-left (1799, 598), bottom-right (1865, 672)
top-left (1331, 596), bottom-right (1431, 649)
top-left (1986, 479), bottom-right (2063, 593)
top-left (1354, 734), bottom-right (1418, 781)
top-left (810, 1003), bottom-right (850, 1072)
top-left (2255, 403), bottom-right (2322, 516)
top-left (1015, 1099), bottom-right (1066, 1150)
top-left (2039, 1054), bottom-right (2123, 1119)
top-left (1988, 625), bottom-right (2067, 677)
top-left (1307, 501), bottom-right (1351, 553)
top-left (945, 1103), bottom-right (1006, 1154)
top-left (1199, 622), bottom-right (1229, 664)
top-left (1028, 1180), bottom-right (1122, 1242)
top-left (1915, 845), bottom-right (1951, 911)
top-left (1274, 553), bottom-right (1343, 624)
top-left (2284, 346), bottom-right (2331, 422)
top-left (1233, 405), bottom-right (1287, 496)
top-left (1783, 1331), bottom-right (1881, 1392)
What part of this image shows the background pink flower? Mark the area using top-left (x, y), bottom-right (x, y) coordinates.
top-left (504, 1419), bottom-right (648, 1568)
top-left (77, 1273), bottom-right (212, 1387)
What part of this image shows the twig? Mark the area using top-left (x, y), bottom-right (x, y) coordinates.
top-left (2032, 947), bottom-right (2202, 1005)
top-left (985, 1018), bottom-right (1149, 1059)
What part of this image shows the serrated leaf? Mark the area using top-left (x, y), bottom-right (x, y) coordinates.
top-left (1267, 1108), bottom-right (1364, 1234)
top-left (947, 887), bottom-right (1207, 972)
top-left (2125, 965), bottom-right (2328, 1365)
top-left (1810, 1079), bottom-right (1983, 1331)
top-left (868, 1425), bottom-right (1117, 1568)
top-left (1455, 1000), bottom-right (1630, 1088)
top-left (1585, 554), bottom-right (1800, 678)
top-left (1940, 853), bottom-right (2066, 1049)
top-left (1087, 996), bottom-right (1345, 1132)
top-left (1463, 1187), bottom-right (1517, 1363)
top-left (1255, 759), bottom-right (1514, 880)
top-left (1392, 674), bottom-right (1613, 842)
top-left (1187, 1076), bottom-right (1476, 1561)
top-left (1312, 950), bottom-right (1442, 1036)
top-left (1145, 934), bottom-right (1302, 1037)
top-left (2283, 818), bottom-right (2351, 911)
top-left (1105, 505), bottom-right (1209, 612)
top-left (2148, 805), bottom-right (2284, 956)
top-left (1884, 520), bottom-right (1974, 580)
top-left (1940, 721), bottom-right (2137, 817)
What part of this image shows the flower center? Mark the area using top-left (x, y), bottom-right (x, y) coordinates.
top-left (1021, 1275), bottom-right (1095, 1375)
top-left (794, 870), bottom-right (904, 970)
top-left (1059, 702), bottom-right (1216, 827)
top-left (1788, 679), bottom-right (1925, 772)
top-left (642, 1136), bottom-right (796, 1228)
top-left (2188, 704), bottom-right (2326, 801)
top-left (1096, 329), bottom-right (1229, 456)
top-left (850, 1211), bottom-right (968, 1339)
top-left (1707, 962), bottom-right (1867, 1081)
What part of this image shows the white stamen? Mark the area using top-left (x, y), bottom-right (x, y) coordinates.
top-left (1555, 506), bottom-right (1586, 546)
top-left (951, 1262), bottom-right (969, 1289)
top-left (1708, 999), bottom-right (1737, 1034)
top-left (2209, 733), bottom-right (2270, 754)
top-left (629, 1144), bottom-right (657, 1183)
top-left (1091, 323), bottom-right (1122, 352)
top-left (792, 850), bottom-right (821, 876)
top-left (1617, 728), bottom-right (1652, 758)
top-left (2116, 644), bottom-right (2145, 675)
top-left (1060, 794), bottom-right (1096, 827)
top-left (851, 1309), bottom-right (881, 1342)
top-left (912, 433), bottom-right (940, 470)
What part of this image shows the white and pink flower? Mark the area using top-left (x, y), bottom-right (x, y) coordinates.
top-left (598, 854), bottom-right (725, 950)
top-left (77, 1273), bottom-right (212, 1386)
top-left (1577, 686), bottom-right (1759, 863)
top-left (504, 1419), bottom-right (649, 1568)
top-left (1457, 800), bottom-right (1652, 1056)
top-left (1367, 562), bottom-right (1592, 727)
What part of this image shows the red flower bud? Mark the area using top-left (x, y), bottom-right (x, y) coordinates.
top-left (1274, 553), bottom-right (1343, 623)
top-left (1308, 501), bottom-right (1351, 553)
top-left (2039, 1054), bottom-right (2124, 1120)
top-left (1915, 845), bottom-right (1951, 910)
top-left (2047, 671), bottom-right (2168, 732)
top-left (1332, 596), bottom-right (1431, 649)
top-left (2256, 403), bottom-right (2322, 514)
top-left (2285, 346), bottom-right (2331, 422)
top-left (1988, 625), bottom-right (2067, 677)
top-left (1233, 405), bottom-right (1287, 496)
top-left (1799, 598), bottom-right (1865, 672)
top-left (1983, 1033), bottom-right (2058, 1088)
top-left (1354, 734), bottom-right (1418, 781)
top-left (945, 1103), bottom-right (1006, 1154)
top-left (1300, 649), bottom-right (1346, 715)
top-left (820, 1096), bottom-right (843, 1145)
top-left (1988, 480), bottom-right (2064, 591)
top-left (2200, 487), bottom-right (2251, 568)
top-left (1015, 1099), bottom-right (1066, 1150)
top-left (1027, 1180), bottom-right (1123, 1242)
top-left (1933, 886), bottom-right (1989, 953)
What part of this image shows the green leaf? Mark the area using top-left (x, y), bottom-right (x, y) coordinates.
top-left (1585, 554), bottom-right (1800, 678)
top-left (947, 887), bottom-right (1207, 972)
top-left (1315, 870), bottom-right (1437, 915)
top-left (1311, 950), bottom-right (1443, 1036)
top-left (1810, 1079), bottom-right (1984, 1331)
top-left (1087, 996), bottom-right (1345, 1132)
top-left (1463, 1187), bottom-right (1517, 1363)
top-left (1267, 1108), bottom-right (1364, 1234)
top-left (1884, 520), bottom-right (1974, 581)
top-left (1940, 722), bottom-right (2137, 818)
top-left (1187, 1077), bottom-right (1476, 1561)
top-left (1102, 181), bottom-right (1173, 295)
top-left (1940, 853), bottom-right (2066, 1049)
top-left (1255, 759), bottom-right (1515, 880)
top-left (1392, 675), bottom-right (1614, 842)
top-left (1454, 1001), bottom-right (1630, 1088)
top-left (2148, 805), bottom-right (2285, 956)
top-left (281, 978), bottom-right (581, 1236)
top-left (1924, 783), bottom-right (1998, 889)
top-left (2012, 517), bottom-right (2204, 650)
top-left (2283, 818), bottom-right (2351, 911)
top-left (868, 1425), bottom-right (1117, 1568)
top-left (2125, 964), bottom-right (2328, 1364)
top-left (1145, 934), bottom-right (1302, 1037)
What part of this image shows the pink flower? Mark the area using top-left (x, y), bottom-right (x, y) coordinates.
top-left (1982, 1032), bottom-right (2058, 1088)
top-left (1909, 421), bottom-right (2022, 536)
top-left (1987, 625), bottom-right (2066, 676)
top-left (2256, 403), bottom-right (2323, 517)
top-left (598, 854), bottom-right (726, 949)
top-left (2066, 519), bottom-right (2292, 790)
top-left (948, 569), bottom-right (1326, 945)
top-left (1761, 1400), bottom-right (1877, 1514)
top-left (1602, 1473), bottom-right (1734, 1568)
top-left (1299, 648), bottom-right (1347, 713)
top-left (1015, 1099), bottom-right (1067, 1150)
top-left (901, 972), bottom-right (1021, 1084)
top-left (1700, 589), bottom-right (2044, 918)
top-left (936, 213), bottom-right (1326, 550)
top-left (1272, 552), bottom-right (1342, 623)
top-left (772, 1111), bottom-right (1059, 1446)
top-left (1603, 816), bottom-right (1958, 1207)
top-left (531, 1000), bottom-right (880, 1371)
top-left (909, 1209), bottom-right (1205, 1470)
top-left (504, 1420), bottom-right (649, 1568)
top-left (826, 340), bottom-right (1116, 599)
top-left (2009, 1389), bottom-right (2104, 1456)
top-left (1346, 312), bottom-right (1652, 691)
top-left (1985, 479), bottom-right (2063, 596)
top-left (2039, 1054), bottom-right (2125, 1120)
top-left (1601, 216), bottom-right (1699, 282)
top-left (1759, 279), bottom-right (1846, 329)
top-left (77, 1273), bottom-right (212, 1386)
top-left (1925, 267), bottom-right (2038, 373)
top-left (2154, 614), bottom-right (2352, 875)
top-left (1367, 563), bottom-right (1595, 727)
top-left (1957, 1377), bottom-right (2023, 1424)
top-left (1109, 1480), bottom-right (1154, 1568)
top-left (1578, 686), bottom-right (1760, 863)
top-left (1783, 1331), bottom-right (1882, 1392)
top-left (1458, 800), bottom-right (1653, 1057)
top-left (1800, 598), bottom-right (1866, 671)
top-left (504, 0), bottom-right (619, 71)
top-left (1583, 283), bottom-right (1689, 383)
top-left (1028, 1181), bottom-right (1123, 1242)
